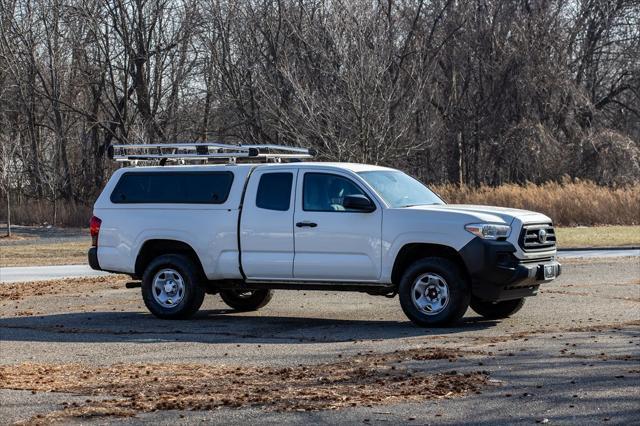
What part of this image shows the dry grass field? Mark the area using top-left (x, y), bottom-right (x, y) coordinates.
top-left (555, 226), bottom-right (640, 248)
top-left (3, 181), bottom-right (638, 228)
top-left (434, 181), bottom-right (639, 227)
top-left (0, 240), bottom-right (88, 267)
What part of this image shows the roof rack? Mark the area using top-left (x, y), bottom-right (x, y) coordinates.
top-left (107, 142), bottom-right (316, 165)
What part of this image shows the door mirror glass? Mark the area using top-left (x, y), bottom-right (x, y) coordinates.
top-left (342, 194), bottom-right (375, 212)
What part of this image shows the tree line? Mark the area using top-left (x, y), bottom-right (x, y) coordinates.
top-left (0, 0), bottom-right (639, 211)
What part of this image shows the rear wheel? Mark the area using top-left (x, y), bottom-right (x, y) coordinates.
top-left (220, 289), bottom-right (273, 311)
top-left (141, 254), bottom-right (205, 319)
top-left (398, 257), bottom-right (470, 327)
top-left (470, 297), bottom-right (525, 319)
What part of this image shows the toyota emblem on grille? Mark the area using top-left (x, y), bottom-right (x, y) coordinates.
top-left (538, 229), bottom-right (547, 243)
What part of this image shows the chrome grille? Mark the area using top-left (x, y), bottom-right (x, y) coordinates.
top-left (519, 224), bottom-right (556, 251)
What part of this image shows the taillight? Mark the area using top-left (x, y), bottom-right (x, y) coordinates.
top-left (90, 216), bottom-right (102, 247)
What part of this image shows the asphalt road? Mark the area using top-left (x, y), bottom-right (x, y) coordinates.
top-left (1, 249), bottom-right (638, 283)
top-left (0, 256), bottom-right (638, 424)
top-left (560, 248), bottom-right (640, 258)
top-left (0, 264), bottom-right (109, 283)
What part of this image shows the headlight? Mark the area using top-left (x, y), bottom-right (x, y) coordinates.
top-left (465, 223), bottom-right (511, 240)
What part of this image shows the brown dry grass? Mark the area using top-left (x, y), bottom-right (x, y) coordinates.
top-left (3, 181), bottom-right (638, 228)
top-left (0, 234), bottom-right (34, 241)
top-left (555, 226), bottom-right (640, 247)
top-left (1, 200), bottom-right (92, 228)
top-left (557, 226), bottom-right (640, 247)
top-left (0, 348), bottom-right (488, 423)
top-left (0, 240), bottom-right (90, 267)
top-left (434, 181), bottom-right (640, 226)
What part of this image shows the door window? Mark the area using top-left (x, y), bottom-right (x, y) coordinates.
top-left (303, 173), bottom-right (368, 212)
top-left (256, 172), bottom-right (293, 211)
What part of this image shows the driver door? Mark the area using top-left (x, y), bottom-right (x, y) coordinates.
top-left (293, 170), bottom-right (382, 281)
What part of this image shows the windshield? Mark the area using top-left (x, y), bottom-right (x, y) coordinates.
top-left (358, 170), bottom-right (444, 208)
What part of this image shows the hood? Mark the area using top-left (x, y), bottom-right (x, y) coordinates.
top-left (405, 204), bottom-right (552, 225)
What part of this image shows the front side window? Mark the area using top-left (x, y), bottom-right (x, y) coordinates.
top-left (256, 172), bottom-right (293, 211)
top-left (303, 173), bottom-right (368, 212)
top-left (110, 172), bottom-right (234, 204)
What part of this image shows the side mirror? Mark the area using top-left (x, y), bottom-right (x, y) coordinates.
top-left (342, 194), bottom-right (376, 212)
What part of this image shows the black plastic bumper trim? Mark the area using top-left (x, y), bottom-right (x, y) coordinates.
top-left (88, 247), bottom-right (101, 271)
top-left (459, 237), bottom-right (561, 302)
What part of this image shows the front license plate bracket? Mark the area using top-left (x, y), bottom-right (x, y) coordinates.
top-left (543, 264), bottom-right (556, 280)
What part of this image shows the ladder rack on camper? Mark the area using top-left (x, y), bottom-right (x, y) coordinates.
top-left (108, 142), bottom-right (316, 165)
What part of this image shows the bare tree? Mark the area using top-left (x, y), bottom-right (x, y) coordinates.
top-left (0, 133), bottom-right (19, 236)
top-left (0, 0), bottom-right (638, 226)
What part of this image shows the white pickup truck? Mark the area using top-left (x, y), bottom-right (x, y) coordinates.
top-left (89, 144), bottom-right (560, 326)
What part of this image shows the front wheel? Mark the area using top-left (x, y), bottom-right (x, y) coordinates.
top-left (220, 289), bottom-right (273, 311)
top-left (470, 297), bottom-right (525, 319)
top-left (398, 258), bottom-right (470, 327)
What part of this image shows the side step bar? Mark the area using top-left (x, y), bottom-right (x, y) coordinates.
top-left (219, 280), bottom-right (396, 296)
top-left (126, 278), bottom-right (396, 296)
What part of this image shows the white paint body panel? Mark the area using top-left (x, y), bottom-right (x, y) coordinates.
top-left (240, 168), bottom-right (298, 279)
top-left (93, 162), bottom-right (557, 284)
top-left (94, 166), bottom-right (249, 280)
top-left (292, 168), bottom-right (383, 281)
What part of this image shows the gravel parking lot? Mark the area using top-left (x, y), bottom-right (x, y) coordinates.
top-left (1, 257), bottom-right (639, 424)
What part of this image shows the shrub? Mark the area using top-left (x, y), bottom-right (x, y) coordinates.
top-left (434, 180), bottom-right (640, 226)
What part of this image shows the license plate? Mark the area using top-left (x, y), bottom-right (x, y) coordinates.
top-left (543, 264), bottom-right (556, 279)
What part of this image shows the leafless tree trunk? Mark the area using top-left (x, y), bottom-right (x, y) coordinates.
top-left (0, 0), bottom-right (637, 225)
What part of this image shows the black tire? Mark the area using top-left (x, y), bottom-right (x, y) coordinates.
top-left (398, 257), bottom-right (470, 327)
top-left (470, 297), bottom-right (525, 319)
top-left (220, 289), bottom-right (273, 311)
top-left (141, 254), bottom-right (205, 319)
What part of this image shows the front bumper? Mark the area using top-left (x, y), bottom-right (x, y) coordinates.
top-left (459, 238), bottom-right (561, 302)
top-left (88, 247), bottom-right (101, 271)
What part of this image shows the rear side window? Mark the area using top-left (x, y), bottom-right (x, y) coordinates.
top-left (256, 172), bottom-right (293, 211)
top-left (110, 172), bottom-right (234, 204)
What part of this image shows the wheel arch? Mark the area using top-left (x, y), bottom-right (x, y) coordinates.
top-left (391, 243), bottom-right (470, 287)
top-left (135, 239), bottom-right (206, 278)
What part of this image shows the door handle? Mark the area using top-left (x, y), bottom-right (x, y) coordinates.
top-left (296, 221), bottom-right (317, 228)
